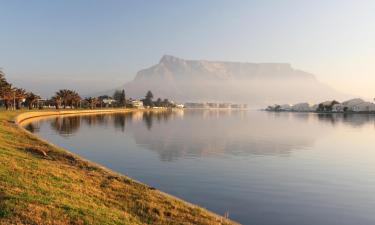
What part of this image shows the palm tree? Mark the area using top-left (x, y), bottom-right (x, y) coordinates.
top-left (25, 92), bottom-right (41, 109)
top-left (70, 91), bottom-right (81, 108)
top-left (1, 85), bottom-right (14, 110)
top-left (54, 89), bottom-right (81, 108)
top-left (85, 97), bottom-right (97, 109)
top-left (0, 70), bottom-right (12, 110)
top-left (14, 88), bottom-right (27, 109)
top-left (55, 89), bottom-right (71, 108)
top-left (51, 96), bottom-right (62, 109)
top-left (0, 69), bottom-right (9, 88)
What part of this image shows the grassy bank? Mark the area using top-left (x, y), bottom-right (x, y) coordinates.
top-left (0, 109), bottom-right (237, 225)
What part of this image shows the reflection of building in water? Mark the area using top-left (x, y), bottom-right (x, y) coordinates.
top-left (131, 111), bottom-right (321, 161)
top-left (129, 111), bottom-right (375, 161)
top-left (314, 113), bottom-right (375, 127)
top-left (24, 111), bottom-right (375, 162)
top-left (131, 111), bottom-right (144, 121)
top-left (172, 108), bottom-right (184, 118)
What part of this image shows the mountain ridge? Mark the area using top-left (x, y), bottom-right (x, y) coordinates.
top-left (134, 55), bottom-right (315, 82)
top-left (122, 55), bottom-right (348, 106)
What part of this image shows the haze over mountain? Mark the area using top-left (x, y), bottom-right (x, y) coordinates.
top-left (123, 55), bottom-right (348, 106)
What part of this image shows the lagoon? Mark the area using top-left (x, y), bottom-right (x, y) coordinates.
top-left (24, 110), bottom-right (375, 225)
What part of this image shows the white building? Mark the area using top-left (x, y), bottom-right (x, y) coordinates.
top-left (341, 98), bottom-right (375, 112)
top-left (351, 102), bottom-right (375, 112)
top-left (102, 98), bottom-right (116, 106)
top-left (131, 100), bottom-right (144, 108)
top-left (331, 103), bottom-right (344, 112)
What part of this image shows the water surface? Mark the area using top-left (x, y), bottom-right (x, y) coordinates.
top-left (25, 110), bottom-right (375, 225)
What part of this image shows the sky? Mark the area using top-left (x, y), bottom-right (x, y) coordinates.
top-left (0, 0), bottom-right (374, 98)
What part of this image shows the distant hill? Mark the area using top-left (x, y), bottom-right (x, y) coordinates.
top-left (122, 55), bottom-right (348, 106)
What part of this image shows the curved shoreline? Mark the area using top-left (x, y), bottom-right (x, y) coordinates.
top-left (15, 108), bottom-right (165, 125)
top-left (14, 109), bottom-right (169, 174)
top-left (14, 109), bottom-right (155, 178)
top-left (1, 109), bottom-right (237, 225)
top-left (14, 108), bottom-right (180, 198)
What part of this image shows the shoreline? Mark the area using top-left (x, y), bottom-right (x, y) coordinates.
top-left (0, 108), bottom-right (237, 225)
top-left (15, 108), bottom-right (166, 125)
top-left (264, 110), bottom-right (375, 114)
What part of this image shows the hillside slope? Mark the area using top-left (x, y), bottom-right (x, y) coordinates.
top-left (124, 55), bottom-right (347, 105)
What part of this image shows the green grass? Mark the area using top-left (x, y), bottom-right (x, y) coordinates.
top-left (0, 109), bottom-right (238, 225)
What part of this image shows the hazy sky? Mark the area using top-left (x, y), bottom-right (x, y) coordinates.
top-left (0, 0), bottom-right (374, 98)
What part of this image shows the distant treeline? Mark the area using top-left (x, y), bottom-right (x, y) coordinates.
top-left (0, 70), bottom-right (177, 110)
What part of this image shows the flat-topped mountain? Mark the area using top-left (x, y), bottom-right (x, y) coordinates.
top-left (135, 55), bottom-right (315, 81)
top-left (124, 55), bottom-right (347, 105)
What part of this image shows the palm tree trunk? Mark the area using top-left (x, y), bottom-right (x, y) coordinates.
top-left (4, 100), bottom-right (9, 110)
top-left (16, 100), bottom-right (21, 110)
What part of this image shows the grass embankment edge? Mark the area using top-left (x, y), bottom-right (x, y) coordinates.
top-left (0, 109), bottom-right (238, 225)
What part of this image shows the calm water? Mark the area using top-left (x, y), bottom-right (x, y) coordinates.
top-left (24, 110), bottom-right (375, 225)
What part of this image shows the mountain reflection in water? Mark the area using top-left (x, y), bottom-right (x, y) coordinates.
top-left (26, 110), bottom-right (375, 161)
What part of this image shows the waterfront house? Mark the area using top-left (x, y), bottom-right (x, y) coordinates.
top-left (131, 100), bottom-right (144, 108)
top-left (102, 98), bottom-right (116, 107)
top-left (332, 103), bottom-right (344, 112)
top-left (341, 98), bottom-right (375, 112)
top-left (342, 98), bottom-right (365, 111)
top-left (351, 102), bottom-right (375, 112)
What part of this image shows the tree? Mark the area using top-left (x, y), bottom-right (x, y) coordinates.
top-left (162, 98), bottom-right (175, 107)
top-left (113, 89), bottom-right (126, 107)
top-left (317, 100), bottom-right (340, 112)
top-left (1, 85), bottom-right (14, 110)
top-left (145, 90), bottom-right (153, 100)
top-left (55, 89), bottom-right (80, 108)
top-left (51, 96), bottom-right (62, 109)
top-left (71, 91), bottom-right (81, 108)
top-left (55, 89), bottom-right (71, 108)
top-left (14, 88), bottom-right (27, 109)
top-left (0, 70), bottom-right (13, 110)
top-left (0, 69), bottom-right (9, 89)
top-left (155, 98), bottom-right (162, 107)
top-left (0, 69), bottom-right (40, 110)
top-left (120, 89), bottom-right (126, 107)
top-left (142, 90), bottom-right (154, 107)
top-left (25, 92), bottom-right (41, 109)
top-left (85, 97), bottom-right (98, 109)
